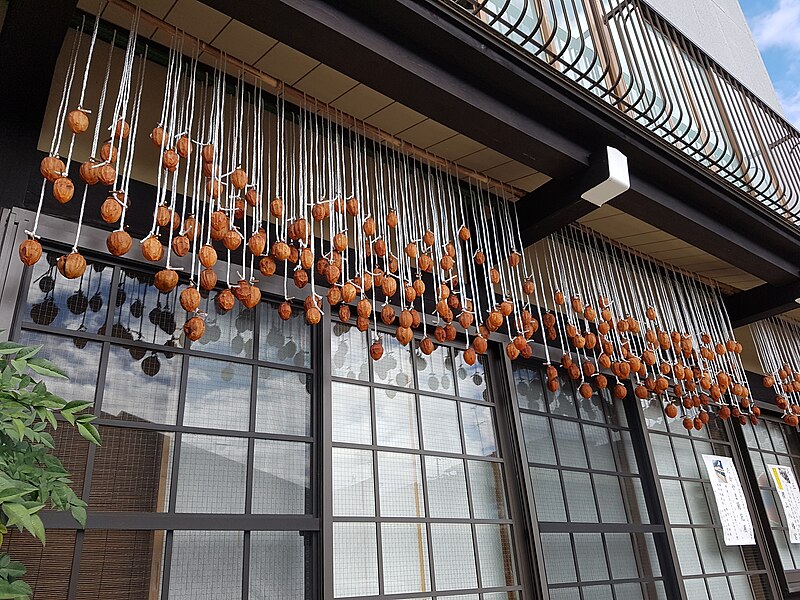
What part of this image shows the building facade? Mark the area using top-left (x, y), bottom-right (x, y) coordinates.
top-left (1, 1), bottom-right (800, 599)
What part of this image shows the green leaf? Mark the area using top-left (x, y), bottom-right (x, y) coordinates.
top-left (25, 515), bottom-right (44, 545)
top-left (14, 346), bottom-right (41, 361)
top-left (8, 361), bottom-right (25, 376)
top-left (1, 503), bottom-right (30, 532)
top-left (26, 358), bottom-right (67, 379)
top-left (0, 343), bottom-right (24, 355)
top-left (0, 578), bottom-right (32, 599)
top-left (76, 422), bottom-right (101, 446)
top-left (70, 505), bottom-right (87, 528)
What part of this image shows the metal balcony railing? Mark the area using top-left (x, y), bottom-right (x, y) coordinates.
top-left (449, 0), bottom-right (800, 227)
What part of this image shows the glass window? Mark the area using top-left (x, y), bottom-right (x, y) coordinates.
top-left (255, 368), bottom-right (312, 436)
top-left (333, 523), bottom-right (378, 597)
top-left (169, 531), bottom-right (243, 599)
top-left (183, 357), bottom-right (251, 431)
top-left (249, 531), bottom-right (310, 599)
top-left (252, 440), bottom-right (311, 514)
top-left (175, 434), bottom-right (248, 513)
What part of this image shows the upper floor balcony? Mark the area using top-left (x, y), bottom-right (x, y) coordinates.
top-left (449, 0), bottom-right (800, 229)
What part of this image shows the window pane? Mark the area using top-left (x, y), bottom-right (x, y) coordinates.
top-left (77, 529), bottom-right (165, 598)
top-left (114, 268), bottom-right (181, 346)
top-left (426, 456), bottom-right (470, 518)
top-left (415, 343), bottom-right (454, 395)
top-left (256, 368), bottom-right (311, 436)
top-left (594, 474), bottom-right (627, 523)
top-left (514, 362), bottom-right (546, 411)
top-left (530, 467), bottom-right (566, 522)
top-left (375, 388), bottom-right (419, 449)
top-left (521, 413), bottom-right (556, 464)
top-left (650, 434), bottom-right (677, 476)
top-left (89, 427), bottom-right (173, 512)
top-left (334, 523), bottom-right (378, 598)
top-left (430, 523), bottom-right (478, 590)
top-left (695, 528), bottom-right (724, 574)
top-left (476, 524), bottom-right (517, 587)
top-left (378, 452), bottom-right (424, 518)
top-left (261, 302), bottom-right (310, 367)
top-left (661, 480), bottom-right (689, 524)
top-left (468, 460), bottom-right (509, 519)
top-left (420, 396), bottom-right (462, 454)
top-left (672, 528), bottom-right (702, 576)
top-left (183, 357), bottom-right (251, 431)
top-left (195, 301), bottom-right (254, 358)
top-left (584, 424), bottom-right (616, 471)
top-left (25, 251), bottom-right (110, 332)
top-left (169, 531), bottom-right (243, 599)
top-left (672, 435), bottom-right (699, 479)
top-left (685, 481), bottom-right (713, 525)
top-left (455, 349), bottom-right (489, 401)
top-left (249, 531), bottom-right (310, 600)
top-left (102, 344), bottom-right (182, 425)
top-left (333, 448), bottom-right (374, 517)
top-left (332, 382), bottom-right (371, 445)
top-left (381, 523), bottom-right (431, 594)
top-left (462, 403), bottom-right (498, 457)
top-left (574, 532), bottom-right (609, 582)
top-left (373, 334), bottom-right (413, 388)
top-left (175, 434), bottom-right (247, 513)
top-left (578, 389), bottom-right (607, 424)
top-left (331, 322), bottom-right (368, 380)
top-left (545, 374), bottom-right (578, 417)
top-left (252, 440), bottom-right (311, 514)
top-left (18, 330), bottom-right (100, 402)
top-left (540, 533), bottom-right (577, 584)
top-left (563, 471), bottom-right (598, 522)
top-left (605, 533), bottom-right (638, 579)
top-left (552, 419), bottom-right (587, 468)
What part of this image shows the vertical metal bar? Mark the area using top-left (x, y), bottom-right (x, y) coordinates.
top-left (494, 349), bottom-right (549, 600)
top-left (624, 396), bottom-right (686, 600)
top-left (320, 309), bottom-right (334, 600)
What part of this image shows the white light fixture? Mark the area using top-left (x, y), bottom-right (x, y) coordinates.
top-left (581, 146), bottom-right (630, 207)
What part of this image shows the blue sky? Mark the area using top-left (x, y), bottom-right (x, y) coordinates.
top-left (739, 0), bottom-right (800, 126)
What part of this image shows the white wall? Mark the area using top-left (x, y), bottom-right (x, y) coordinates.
top-left (647, 0), bottom-right (783, 114)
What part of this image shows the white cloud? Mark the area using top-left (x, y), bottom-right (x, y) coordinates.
top-left (751, 0), bottom-right (800, 51)
top-left (778, 87), bottom-right (800, 127)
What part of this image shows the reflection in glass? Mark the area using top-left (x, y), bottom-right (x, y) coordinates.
top-left (175, 434), bottom-right (247, 513)
top-left (574, 532), bottom-right (609, 582)
top-left (332, 382), bottom-right (372, 445)
top-left (563, 471), bottom-right (598, 522)
top-left (420, 396), bottom-right (462, 454)
top-left (378, 452), bottom-right (424, 518)
top-left (114, 269), bottom-right (181, 347)
top-left (249, 531), bottom-right (309, 599)
top-left (331, 322), bottom-right (368, 380)
top-left (521, 413), bottom-right (556, 464)
top-left (461, 403), bottom-right (498, 457)
top-left (183, 357), bottom-right (251, 431)
top-left (18, 330), bottom-right (101, 402)
top-left (89, 427), bottom-right (173, 512)
top-left (196, 301), bottom-right (254, 358)
top-left (333, 448), bottom-right (374, 517)
top-left (333, 523), bottom-right (378, 598)
top-left (373, 334), bottom-right (413, 388)
top-left (415, 343), bottom-right (454, 394)
top-left (552, 419), bottom-right (586, 468)
top-left (454, 349), bottom-right (489, 401)
top-left (530, 467), bottom-right (566, 522)
top-left (169, 531), bottom-right (243, 599)
top-left (262, 302), bottom-right (311, 368)
top-left (102, 344), bottom-right (182, 425)
top-left (256, 368), bottom-right (311, 436)
top-left (252, 440), bottom-right (311, 514)
top-left (430, 523), bottom-right (477, 590)
top-left (25, 251), bottom-right (110, 333)
top-left (514, 362), bottom-right (546, 411)
top-left (382, 523), bottom-right (431, 594)
top-left (375, 388), bottom-right (419, 449)
top-left (605, 532), bottom-right (638, 579)
top-left (425, 456), bottom-right (469, 518)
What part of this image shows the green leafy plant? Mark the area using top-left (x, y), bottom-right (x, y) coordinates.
top-left (0, 336), bottom-right (101, 599)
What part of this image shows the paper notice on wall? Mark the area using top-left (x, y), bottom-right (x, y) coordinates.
top-left (701, 455), bottom-right (755, 546)
top-left (767, 464), bottom-right (800, 543)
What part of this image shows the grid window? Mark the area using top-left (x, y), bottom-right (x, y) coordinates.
top-left (643, 397), bottom-right (775, 598)
top-left (7, 248), bottom-right (317, 599)
top-left (330, 324), bottom-right (522, 599)
top-left (511, 361), bottom-right (666, 596)
top-left (742, 416), bottom-right (800, 573)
